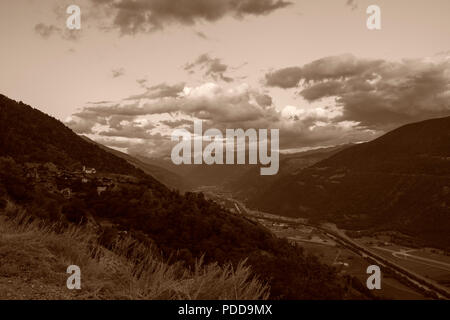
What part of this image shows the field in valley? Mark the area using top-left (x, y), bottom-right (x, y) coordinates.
top-left (200, 188), bottom-right (446, 299)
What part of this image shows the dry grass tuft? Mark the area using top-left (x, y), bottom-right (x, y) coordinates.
top-left (0, 203), bottom-right (269, 300)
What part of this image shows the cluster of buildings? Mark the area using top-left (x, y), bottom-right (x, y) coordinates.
top-left (25, 163), bottom-right (115, 199)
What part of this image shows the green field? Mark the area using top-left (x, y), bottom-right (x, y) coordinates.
top-left (370, 247), bottom-right (450, 288)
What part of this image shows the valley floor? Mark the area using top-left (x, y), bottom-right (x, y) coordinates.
top-left (201, 187), bottom-right (450, 300)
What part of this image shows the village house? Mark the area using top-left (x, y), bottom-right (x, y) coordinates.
top-left (82, 166), bottom-right (96, 174)
top-left (26, 166), bottom-right (39, 180)
top-left (97, 186), bottom-right (107, 196)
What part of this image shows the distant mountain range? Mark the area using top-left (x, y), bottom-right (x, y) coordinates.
top-left (132, 154), bottom-right (254, 190)
top-left (80, 136), bottom-right (192, 191)
top-left (224, 144), bottom-right (352, 201)
top-left (126, 146), bottom-right (351, 196)
top-left (249, 116), bottom-right (450, 248)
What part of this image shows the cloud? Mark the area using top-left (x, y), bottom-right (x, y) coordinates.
top-left (265, 66), bottom-right (303, 88)
top-left (346, 0), bottom-right (358, 11)
top-left (67, 80), bottom-right (379, 157)
top-left (194, 31), bottom-right (209, 40)
top-left (129, 82), bottom-right (271, 124)
top-left (67, 52), bottom-right (450, 158)
top-left (255, 93), bottom-right (273, 107)
top-left (98, 121), bottom-right (155, 139)
top-left (185, 54), bottom-right (234, 82)
top-left (111, 68), bottom-right (125, 78)
top-left (34, 23), bottom-right (82, 41)
top-left (126, 82), bottom-right (186, 100)
top-left (34, 23), bottom-right (60, 39)
top-left (266, 54), bottom-right (384, 88)
top-left (136, 78), bottom-right (148, 88)
top-left (265, 54), bottom-right (450, 129)
top-left (160, 119), bottom-right (195, 128)
top-left (89, 0), bottom-right (292, 34)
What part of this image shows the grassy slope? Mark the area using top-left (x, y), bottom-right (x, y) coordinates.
top-left (0, 203), bottom-right (269, 300)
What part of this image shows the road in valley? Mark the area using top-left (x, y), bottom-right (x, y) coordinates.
top-left (372, 246), bottom-right (450, 272)
top-left (229, 197), bottom-right (450, 300)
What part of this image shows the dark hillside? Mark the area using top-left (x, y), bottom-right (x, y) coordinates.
top-left (251, 117), bottom-right (450, 248)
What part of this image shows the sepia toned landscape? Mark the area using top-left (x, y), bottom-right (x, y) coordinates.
top-left (0, 0), bottom-right (449, 301)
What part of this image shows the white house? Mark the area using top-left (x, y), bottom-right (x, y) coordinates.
top-left (97, 186), bottom-right (107, 195)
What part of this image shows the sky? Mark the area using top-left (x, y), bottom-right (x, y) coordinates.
top-left (0, 0), bottom-right (449, 157)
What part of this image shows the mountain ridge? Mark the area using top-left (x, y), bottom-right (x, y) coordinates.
top-left (0, 94), bottom-right (161, 186)
top-left (249, 116), bottom-right (450, 248)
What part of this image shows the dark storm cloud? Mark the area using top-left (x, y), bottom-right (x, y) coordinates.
top-left (185, 54), bottom-right (233, 82)
top-left (90, 0), bottom-right (292, 34)
top-left (265, 54), bottom-right (450, 129)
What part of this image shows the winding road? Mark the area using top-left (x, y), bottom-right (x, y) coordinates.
top-left (230, 197), bottom-right (450, 300)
